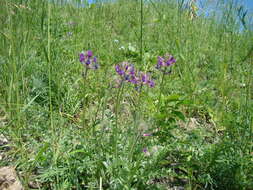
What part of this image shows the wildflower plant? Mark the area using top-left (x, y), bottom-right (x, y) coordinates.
top-left (79, 50), bottom-right (99, 128)
top-left (113, 62), bottom-right (135, 154)
top-left (3, 1), bottom-right (253, 189)
top-left (156, 53), bottom-right (176, 108)
top-left (156, 54), bottom-right (176, 74)
top-left (139, 72), bottom-right (155, 88)
top-left (114, 61), bottom-right (156, 163)
top-left (80, 50), bottom-right (99, 71)
top-left (115, 62), bottom-right (155, 89)
top-left (152, 54), bottom-right (187, 144)
top-left (115, 62), bottom-right (135, 84)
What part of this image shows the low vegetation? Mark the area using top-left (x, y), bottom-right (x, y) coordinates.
top-left (0, 0), bottom-right (252, 189)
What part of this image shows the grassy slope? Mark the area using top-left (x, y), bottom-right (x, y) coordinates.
top-left (0, 0), bottom-right (252, 189)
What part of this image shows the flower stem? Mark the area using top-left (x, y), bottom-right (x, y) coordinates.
top-left (158, 71), bottom-right (166, 110)
top-left (140, 0), bottom-right (144, 64)
top-left (114, 80), bottom-right (125, 157)
top-left (128, 85), bottom-right (143, 161)
top-left (82, 67), bottom-right (88, 128)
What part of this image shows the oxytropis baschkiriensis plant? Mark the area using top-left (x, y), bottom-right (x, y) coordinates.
top-left (113, 54), bottom-right (181, 149)
top-left (114, 61), bottom-right (156, 160)
top-left (75, 51), bottom-right (185, 187)
top-left (153, 54), bottom-right (187, 144)
top-left (156, 53), bottom-right (176, 74)
top-left (79, 50), bottom-right (99, 128)
top-left (115, 61), bottom-right (155, 89)
top-left (80, 50), bottom-right (99, 78)
top-left (138, 54), bottom-right (178, 154)
top-left (156, 53), bottom-right (176, 108)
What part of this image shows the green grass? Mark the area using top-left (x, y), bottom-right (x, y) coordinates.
top-left (0, 0), bottom-right (252, 189)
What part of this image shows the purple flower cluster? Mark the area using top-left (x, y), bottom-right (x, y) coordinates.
top-left (79, 50), bottom-right (99, 70)
top-left (115, 62), bottom-right (155, 88)
top-left (156, 54), bottom-right (176, 74)
top-left (115, 62), bottom-right (135, 80)
top-left (140, 72), bottom-right (155, 88)
top-left (78, 51), bottom-right (176, 89)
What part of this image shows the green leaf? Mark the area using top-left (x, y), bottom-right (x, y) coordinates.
top-left (34, 143), bottom-right (50, 163)
top-left (166, 94), bottom-right (181, 102)
top-left (172, 111), bottom-right (186, 121)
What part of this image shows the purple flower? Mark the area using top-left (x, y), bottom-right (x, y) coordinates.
top-left (143, 147), bottom-right (151, 156)
top-left (155, 64), bottom-right (161, 69)
top-left (93, 63), bottom-right (99, 70)
top-left (157, 56), bottom-right (165, 67)
top-left (93, 56), bottom-right (97, 63)
top-left (79, 50), bottom-right (99, 70)
top-left (139, 72), bottom-right (155, 88)
top-left (115, 62), bottom-right (155, 89)
top-left (125, 75), bottom-right (130, 81)
top-left (129, 75), bottom-right (139, 84)
top-left (148, 80), bottom-right (155, 88)
top-left (86, 59), bottom-right (91, 65)
top-left (141, 74), bottom-right (148, 83)
top-left (115, 62), bottom-right (136, 82)
top-left (143, 133), bottom-right (151, 137)
top-left (87, 50), bottom-right (93, 57)
top-left (115, 65), bottom-right (124, 76)
top-left (156, 54), bottom-right (176, 74)
top-left (166, 56), bottom-right (176, 66)
top-left (79, 53), bottom-right (85, 63)
top-left (129, 66), bottom-right (135, 75)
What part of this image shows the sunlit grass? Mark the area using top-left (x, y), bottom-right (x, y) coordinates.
top-left (0, 0), bottom-right (252, 189)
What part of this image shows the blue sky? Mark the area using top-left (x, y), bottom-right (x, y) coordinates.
top-left (244, 0), bottom-right (253, 11)
top-left (197, 0), bottom-right (253, 12)
top-left (65, 0), bottom-right (253, 29)
top-left (84, 0), bottom-right (253, 14)
top-left (86, 0), bottom-right (253, 11)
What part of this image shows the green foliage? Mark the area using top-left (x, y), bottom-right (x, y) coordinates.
top-left (154, 94), bottom-right (187, 144)
top-left (0, 0), bottom-right (252, 189)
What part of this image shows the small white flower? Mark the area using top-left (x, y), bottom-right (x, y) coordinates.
top-left (240, 83), bottom-right (246, 88)
top-left (119, 46), bottom-right (125, 50)
top-left (128, 43), bottom-right (137, 52)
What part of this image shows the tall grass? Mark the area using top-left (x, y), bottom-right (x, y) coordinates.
top-left (0, 0), bottom-right (252, 189)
